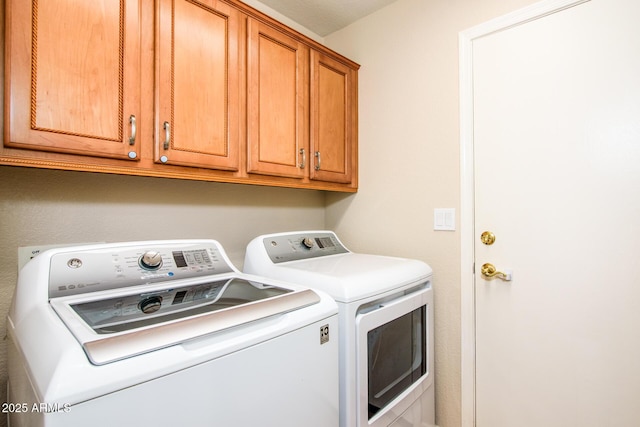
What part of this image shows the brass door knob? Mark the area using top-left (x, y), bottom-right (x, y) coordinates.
top-left (481, 263), bottom-right (512, 281)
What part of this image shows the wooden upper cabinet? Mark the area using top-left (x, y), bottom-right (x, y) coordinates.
top-left (155, 0), bottom-right (240, 170)
top-left (4, 0), bottom-right (142, 160)
top-left (246, 18), bottom-right (309, 179)
top-left (2, 0), bottom-right (358, 191)
top-left (310, 50), bottom-right (357, 184)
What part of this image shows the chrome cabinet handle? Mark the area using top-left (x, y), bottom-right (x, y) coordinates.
top-left (163, 121), bottom-right (171, 150)
top-left (299, 148), bottom-right (306, 169)
top-left (314, 151), bottom-right (321, 170)
top-left (129, 115), bottom-right (136, 145)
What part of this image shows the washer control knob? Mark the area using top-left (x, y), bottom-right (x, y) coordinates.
top-left (139, 296), bottom-right (163, 314)
top-left (139, 251), bottom-right (163, 270)
top-left (301, 237), bottom-right (315, 249)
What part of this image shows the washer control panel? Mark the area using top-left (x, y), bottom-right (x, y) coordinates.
top-left (263, 232), bottom-right (349, 264)
top-left (49, 241), bottom-right (234, 298)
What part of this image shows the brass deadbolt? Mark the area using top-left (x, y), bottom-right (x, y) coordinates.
top-left (480, 231), bottom-right (496, 245)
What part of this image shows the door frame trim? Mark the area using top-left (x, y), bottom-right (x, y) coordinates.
top-left (458, 0), bottom-right (589, 424)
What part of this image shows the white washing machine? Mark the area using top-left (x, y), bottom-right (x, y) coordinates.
top-left (244, 231), bottom-right (436, 427)
top-left (7, 239), bottom-right (339, 427)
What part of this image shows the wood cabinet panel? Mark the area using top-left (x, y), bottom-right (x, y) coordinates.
top-left (247, 19), bottom-right (308, 178)
top-left (5, 0), bottom-right (142, 160)
top-left (155, 0), bottom-right (240, 170)
top-left (310, 50), bottom-right (356, 184)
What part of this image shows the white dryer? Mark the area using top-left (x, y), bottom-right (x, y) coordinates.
top-left (244, 231), bottom-right (436, 427)
top-left (7, 239), bottom-right (339, 427)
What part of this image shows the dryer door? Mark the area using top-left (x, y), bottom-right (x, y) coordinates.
top-left (355, 284), bottom-right (433, 427)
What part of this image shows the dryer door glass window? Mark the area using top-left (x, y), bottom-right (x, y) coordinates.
top-left (367, 306), bottom-right (426, 419)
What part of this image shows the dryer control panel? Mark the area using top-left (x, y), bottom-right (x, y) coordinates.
top-left (262, 232), bottom-right (349, 264)
top-left (48, 241), bottom-right (234, 298)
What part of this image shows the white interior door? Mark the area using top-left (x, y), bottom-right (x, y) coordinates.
top-left (470, 0), bottom-right (640, 425)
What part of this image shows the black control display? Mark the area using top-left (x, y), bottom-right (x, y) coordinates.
top-left (173, 251), bottom-right (188, 268)
top-left (172, 249), bottom-right (212, 268)
top-left (315, 237), bottom-right (335, 249)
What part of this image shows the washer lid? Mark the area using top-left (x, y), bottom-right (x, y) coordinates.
top-left (50, 276), bottom-right (320, 365)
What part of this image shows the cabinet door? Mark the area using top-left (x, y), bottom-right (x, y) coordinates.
top-left (310, 50), bottom-right (357, 184)
top-left (247, 18), bottom-right (308, 178)
top-left (5, 0), bottom-right (142, 160)
top-left (156, 0), bottom-right (240, 170)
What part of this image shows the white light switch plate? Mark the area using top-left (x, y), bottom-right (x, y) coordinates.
top-left (434, 208), bottom-right (456, 231)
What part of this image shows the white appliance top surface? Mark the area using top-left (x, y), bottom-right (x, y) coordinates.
top-left (245, 231), bottom-right (432, 302)
top-left (268, 253), bottom-right (431, 302)
top-left (286, 252), bottom-right (427, 277)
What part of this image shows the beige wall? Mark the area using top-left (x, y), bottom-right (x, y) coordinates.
top-left (324, 0), bottom-right (538, 426)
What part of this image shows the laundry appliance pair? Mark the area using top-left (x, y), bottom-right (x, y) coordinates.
top-left (7, 231), bottom-right (434, 427)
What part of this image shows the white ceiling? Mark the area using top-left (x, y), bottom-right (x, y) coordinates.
top-left (256, 0), bottom-right (399, 36)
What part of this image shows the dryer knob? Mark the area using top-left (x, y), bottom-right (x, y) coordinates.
top-left (139, 251), bottom-right (163, 270)
top-left (139, 296), bottom-right (163, 314)
top-left (301, 237), bottom-right (315, 249)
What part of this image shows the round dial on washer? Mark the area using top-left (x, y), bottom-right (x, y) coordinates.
top-left (301, 237), bottom-right (315, 249)
top-left (139, 250), bottom-right (163, 270)
top-left (139, 296), bottom-right (163, 314)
